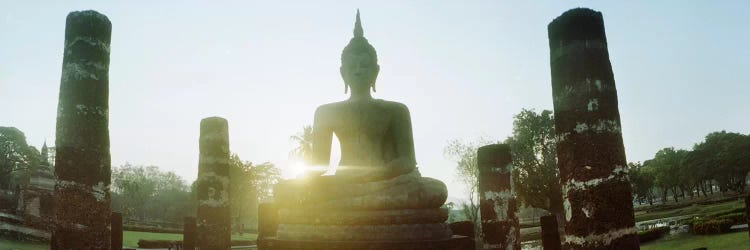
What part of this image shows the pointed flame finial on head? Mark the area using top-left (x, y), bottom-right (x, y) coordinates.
top-left (354, 9), bottom-right (363, 38)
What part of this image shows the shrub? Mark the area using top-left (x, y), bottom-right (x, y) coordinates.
top-left (707, 207), bottom-right (745, 218)
top-left (138, 240), bottom-right (180, 248)
top-left (692, 219), bottom-right (734, 235)
top-left (232, 240), bottom-right (255, 246)
top-left (137, 239), bottom-right (255, 247)
top-left (637, 226), bottom-right (670, 243)
top-left (0, 229), bottom-right (48, 242)
top-left (716, 212), bottom-right (746, 225)
top-left (124, 225), bottom-right (182, 234)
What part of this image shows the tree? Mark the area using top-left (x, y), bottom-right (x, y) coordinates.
top-left (628, 162), bottom-right (655, 205)
top-left (0, 127), bottom-right (40, 188)
top-left (229, 154), bottom-right (259, 226)
top-left (248, 162), bottom-right (282, 202)
top-left (688, 131), bottom-right (750, 193)
top-left (111, 164), bottom-right (193, 223)
top-left (504, 109), bottom-right (564, 234)
top-left (444, 138), bottom-right (493, 246)
top-left (647, 147), bottom-right (688, 202)
top-left (112, 164), bottom-right (158, 220)
top-left (290, 125), bottom-right (313, 163)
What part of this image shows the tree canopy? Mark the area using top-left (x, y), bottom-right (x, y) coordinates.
top-left (0, 126), bottom-right (42, 189)
top-left (505, 109), bottom-right (562, 215)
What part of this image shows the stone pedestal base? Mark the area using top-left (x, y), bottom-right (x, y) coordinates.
top-left (277, 223), bottom-right (452, 241)
top-left (260, 235), bottom-right (471, 250)
top-left (276, 208), bottom-right (452, 242)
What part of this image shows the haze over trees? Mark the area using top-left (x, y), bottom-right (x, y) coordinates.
top-left (111, 164), bottom-right (194, 223)
top-left (229, 154), bottom-right (282, 225)
top-left (110, 155), bottom-right (282, 226)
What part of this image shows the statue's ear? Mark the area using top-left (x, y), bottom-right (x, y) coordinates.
top-left (340, 66), bottom-right (348, 93)
top-left (372, 65), bottom-right (380, 92)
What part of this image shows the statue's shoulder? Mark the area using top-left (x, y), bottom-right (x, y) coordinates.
top-left (375, 99), bottom-right (410, 113)
top-left (314, 101), bottom-right (346, 117)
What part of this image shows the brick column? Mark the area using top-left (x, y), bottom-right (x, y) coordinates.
top-left (52, 10), bottom-right (112, 250)
top-left (111, 212), bottom-right (123, 250)
top-left (477, 144), bottom-right (520, 250)
top-left (541, 215), bottom-right (561, 250)
top-left (183, 216), bottom-right (197, 250)
top-left (196, 117), bottom-right (231, 250)
top-left (548, 8), bottom-right (639, 249)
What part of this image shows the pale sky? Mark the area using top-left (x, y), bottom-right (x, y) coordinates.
top-left (2, 1), bottom-right (749, 201)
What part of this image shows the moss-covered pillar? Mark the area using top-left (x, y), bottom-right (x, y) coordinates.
top-left (196, 117), bottom-right (231, 250)
top-left (477, 144), bottom-right (520, 250)
top-left (183, 216), bottom-right (197, 250)
top-left (111, 212), bottom-right (123, 250)
top-left (51, 10), bottom-right (112, 250)
top-left (548, 8), bottom-right (639, 249)
top-left (541, 215), bottom-right (561, 250)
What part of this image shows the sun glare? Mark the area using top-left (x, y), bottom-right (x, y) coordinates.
top-left (284, 160), bottom-right (308, 179)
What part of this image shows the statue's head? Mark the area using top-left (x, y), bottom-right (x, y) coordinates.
top-left (341, 10), bottom-right (379, 93)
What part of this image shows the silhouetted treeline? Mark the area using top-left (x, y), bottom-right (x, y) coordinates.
top-left (629, 131), bottom-right (750, 204)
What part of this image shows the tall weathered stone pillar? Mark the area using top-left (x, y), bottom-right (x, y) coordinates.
top-left (196, 117), bottom-right (231, 250)
top-left (540, 215), bottom-right (561, 250)
top-left (548, 8), bottom-right (639, 249)
top-left (111, 212), bottom-right (123, 250)
top-left (52, 10), bottom-right (112, 250)
top-left (477, 144), bottom-right (520, 250)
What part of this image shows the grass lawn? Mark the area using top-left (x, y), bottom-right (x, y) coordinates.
top-left (0, 239), bottom-right (48, 250)
top-left (1, 231), bottom-right (257, 249)
top-left (122, 230), bottom-right (257, 248)
top-left (641, 231), bottom-right (749, 250)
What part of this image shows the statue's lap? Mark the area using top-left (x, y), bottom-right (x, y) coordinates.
top-left (272, 170), bottom-right (451, 241)
top-left (274, 170), bottom-right (447, 210)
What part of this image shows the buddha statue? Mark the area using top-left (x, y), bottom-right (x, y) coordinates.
top-left (272, 10), bottom-right (451, 242)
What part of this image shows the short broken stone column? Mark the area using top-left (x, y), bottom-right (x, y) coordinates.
top-left (477, 144), bottom-right (520, 250)
top-left (51, 10), bottom-right (112, 250)
top-left (258, 202), bottom-right (278, 238)
top-left (448, 221), bottom-right (475, 250)
top-left (183, 216), bottom-right (197, 250)
top-left (257, 202), bottom-right (278, 250)
top-left (196, 117), bottom-right (231, 250)
top-left (111, 212), bottom-right (123, 250)
top-left (540, 215), bottom-right (561, 250)
top-left (548, 8), bottom-right (639, 249)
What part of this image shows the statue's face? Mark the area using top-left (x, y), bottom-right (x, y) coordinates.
top-left (341, 52), bottom-right (379, 91)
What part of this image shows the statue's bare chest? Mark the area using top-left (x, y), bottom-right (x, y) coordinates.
top-left (329, 102), bottom-right (393, 141)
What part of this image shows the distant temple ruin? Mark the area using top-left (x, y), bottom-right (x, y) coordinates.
top-left (16, 142), bottom-right (56, 230)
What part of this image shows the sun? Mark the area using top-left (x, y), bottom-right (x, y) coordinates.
top-left (284, 160), bottom-right (309, 179)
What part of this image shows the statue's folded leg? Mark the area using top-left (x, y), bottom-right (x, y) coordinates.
top-left (311, 176), bottom-right (447, 210)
